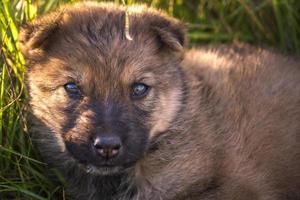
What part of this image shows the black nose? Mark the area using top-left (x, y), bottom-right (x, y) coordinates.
top-left (93, 136), bottom-right (121, 159)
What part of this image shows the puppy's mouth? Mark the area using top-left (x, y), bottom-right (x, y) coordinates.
top-left (79, 163), bottom-right (125, 175)
top-left (76, 159), bottom-right (138, 176)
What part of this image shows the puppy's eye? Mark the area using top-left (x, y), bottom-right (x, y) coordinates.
top-left (131, 83), bottom-right (150, 99)
top-left (64, 82), bottom-right (81, 95)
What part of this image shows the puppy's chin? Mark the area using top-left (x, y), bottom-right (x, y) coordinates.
top-left (79, 164), bottom-right (125, 176)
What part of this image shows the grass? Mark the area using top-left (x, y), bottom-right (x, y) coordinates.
top-left (0, 0), bottom-right (300, 199)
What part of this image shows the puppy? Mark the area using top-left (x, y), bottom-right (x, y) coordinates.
top-left (20, 2), bottom-right (300, 200)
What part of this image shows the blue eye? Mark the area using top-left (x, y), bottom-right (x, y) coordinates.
top-left (131, 83), bottom-right (150, 99)
top-left (64, 82), bottom-right (81, 95)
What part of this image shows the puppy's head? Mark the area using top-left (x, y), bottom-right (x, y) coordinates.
top-left (20, 2), bottom-right (186, 175)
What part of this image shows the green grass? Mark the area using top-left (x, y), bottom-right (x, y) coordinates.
top-left (1, 0), bottom-right (300, 199)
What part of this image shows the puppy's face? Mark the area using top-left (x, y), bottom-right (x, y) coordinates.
top-left (21, 3), bottom-right (186, 175)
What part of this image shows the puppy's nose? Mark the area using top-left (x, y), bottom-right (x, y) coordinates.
top-left (93, 136), bottom-right (121, 159)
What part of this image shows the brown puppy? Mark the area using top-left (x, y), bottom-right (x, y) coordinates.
top-left (20, 2), bottom-right (300, 200)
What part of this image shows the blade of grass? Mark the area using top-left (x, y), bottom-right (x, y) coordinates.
top-left (0, 144), bottom-right (47, 165)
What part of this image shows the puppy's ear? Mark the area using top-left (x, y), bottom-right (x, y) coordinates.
top-left (151, 17), bottom-right (187, 58)
top-left (19, 12), bottom-right (61, 59)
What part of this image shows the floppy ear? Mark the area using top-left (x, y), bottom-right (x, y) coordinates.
top-left (151, 17), bottom-right (187, 58)
top-left (19, 12), bottom-right (61, 59)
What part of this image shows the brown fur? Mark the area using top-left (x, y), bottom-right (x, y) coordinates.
top-left (20, 2), bottom-right (300, 200)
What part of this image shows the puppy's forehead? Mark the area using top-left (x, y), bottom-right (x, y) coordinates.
top-left (44, 6), bottom-right (164, 79)
top-left (50, 4), bottom-right (160, 59)
top-left (59, 41), bottom-right (157, 79)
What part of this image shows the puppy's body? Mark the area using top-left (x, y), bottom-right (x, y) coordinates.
top-left (20, 3), bottom-right (300, 200)
top-left (131, 46), bottom-right (300, 200)
top-left (142, 47), bottom-right (300, 200)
